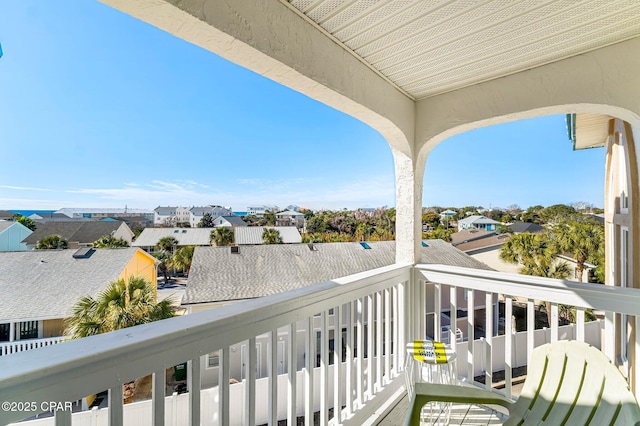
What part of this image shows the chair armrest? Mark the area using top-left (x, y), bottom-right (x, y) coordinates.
top-left (404, 383), bottom-right (514, 425)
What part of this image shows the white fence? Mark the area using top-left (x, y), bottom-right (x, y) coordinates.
top-left (0, 336), bottom-right (67, 356)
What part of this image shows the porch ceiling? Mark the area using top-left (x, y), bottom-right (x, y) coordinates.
top-left (285, 0), bottom-right (640, 100)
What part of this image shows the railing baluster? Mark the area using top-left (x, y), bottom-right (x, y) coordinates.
top-left (394, 284), bottom-right (401, 375)
top-left (320, 312), bottom-right (329, 426)
top-left (450, 285), bottom-right (457, 358)
top-left (109, 384), bottom-right (123, 426)
top-left (505, 295), bottom-right (513, 400)
top-left (376, 290), bottom-right (383, 392)
top-left (576, 308), bottom-right (585, 342)
top-left (384, 288), bottom-right (391, 382)
top-left (485, 292), bottom-right (493, 390)
top-left (356, 297), bottom-right (364, 407)
top-left (604, 311), bottom-right (615, 360)
top-left (366, 294), bottom-right (373, 399)
top-left (152, 368), bottom-right (166, 426)
top-left (190, 356), bottom-right (202, 426)
top-left (434, 283), bottom-right (441, 341)
top-left (247, 337), bottom-right (256, 426)
top-left (269, 330), bottom-right (278, 426)
top-left (333, 305), bottom-right (342, 424)
top-left (54, 408), bottom-right (71, 426)
top-left (217, 349), bottom-right (228, 426)
top-left (527, 298), bottom-right (534, 368)
top-left (551, 303), bottom-right (559, 342)
top-left (467, 288), bottom-right (474, 383)
top-left (304, 316), bottom-right (314, 426)
top-left (345, 301), bottom-right (353, 417)
top-left (287, 325), bottom-right (297, 426)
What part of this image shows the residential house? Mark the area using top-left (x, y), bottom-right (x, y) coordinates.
top-left (509, 221), bottom-right (545, 234)
top-left (0, 248), bottom-right (157, 345)
top-left (275, 209), bottom-right (305, 229)
top-left (6, 3), bottom-right (640, 425)
top-left (132, 227), bottom-right (213, 252)
top-left (0, 210), bottom-right (15, 221)
top-left (457, 215), bottom-right (501, 232)
top-left (189, 205), bottom-right (233, 227)
top-left (451, 229), bottom-right (518, 274)
top-left (184, 240), bottom-right (494, 387)
top-left (246, 205), bottom-right (279, 217)
top-left (234, 226), bottom-right (302, 245)
top-left (21, 221), bottom-right (134, 249)
top-left (0, 221), bottom-right (33, 251)
top-left (213, 215), bottom-right (247, 228)
top-left (153, 206), bottom-right (178, 226)
top-left (439, 209), bottom-right (457, 219)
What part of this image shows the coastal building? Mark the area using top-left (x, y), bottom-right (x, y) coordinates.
top-left (457, 215), bottom-right (501, 232)
top-left (246, 205), bottom-right (279, 217)
top-left (0, 221), bottom-right (32, 252)
top-left (233, 226), bottom-right (302, 245)
top-left (55, 207), bottom-right (153, 221)
top-left (212, 215), bottom-right (247, 228)
top-left (132, 227), bottom-right (213, 251)
top-left (0, 248), bottom-right (156, 346)
top-left (21, 221), bottom-right (134, 249)
top-left (189, 205), bottom-right (233, 228)
top-left (275, 209), bottom-right (305, 229)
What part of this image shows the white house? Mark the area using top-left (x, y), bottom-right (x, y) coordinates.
top-left (189, 205), bottom-right (233, 227)
top-left (275, 209), bottom-right (305, 229)
top-left (457, 215), bottom-right (501, 232)
top-left (246, 205), bottom-right (279, 217)
top-left (213, 215), bottom-right (247, 228)
top-left (153, 206), bottom-right (178, 226)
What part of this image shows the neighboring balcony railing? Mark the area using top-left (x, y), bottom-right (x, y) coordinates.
top-left (0, 336), bottom-right (68, 356)
top-left (2, 263), bottom-right (640, 425)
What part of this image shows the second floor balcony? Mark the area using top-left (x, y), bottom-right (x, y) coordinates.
top-left (2, 262), bottom-right (639, 425)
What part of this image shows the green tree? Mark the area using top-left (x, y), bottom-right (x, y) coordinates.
top-left (423, 226), bottom-right (455, 242)
top-left (92, 235), bottom-right (129, 248)
top-left (173, 246), bottom-right (195, 275)
top-left (540, 204), bottom-right (577, 224)
top-left (197, 213), bottom-right (215, 228)
top-left (522, 205), bottom-right (544, 224)
top-left (210, 227), bottom-right (234, 246)
top-left (155, 237), bottom-right (178, 283)
top-left (13, 214), bottom-right (37, 231)
top-left (422, 212), bottom-right (441, 228)
top-left (65, 276), bottom-right (175, 339)
top-left (551, 219), bottom-right (605, 282)
top-left (36, 235), bottom-right (68, 249)
top-left (262, 228), bottom-right (282, 244)
top-left (156, 236), bottom-right (179, 253)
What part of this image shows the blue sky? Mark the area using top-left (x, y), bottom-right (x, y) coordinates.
top-left (0, 1), bottom-right (604, 212)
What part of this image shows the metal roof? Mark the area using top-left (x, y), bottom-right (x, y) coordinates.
top-left (132, 227), bottom-right (213, 247)
top-left (234, 226), bottom-right (302, 245)
top-left (286, 0), bottom-right (640, 100)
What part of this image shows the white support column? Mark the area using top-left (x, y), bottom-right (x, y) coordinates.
top-left (152, 369), bottom-right (165, 426)
top-left (9, 322), bottom-right (14, 342)
top-left (505, 295), bottom-right (513, 400)
top-left (467, 289), bottom-right (475, 383)
top-left (550, 303), bottom-right (559, 342)
top-left (190, 357), bottom-right (202, 426)
top-left (287, 325), bottom-right (297, 426)
top-left (320, 312), bottom-right (329, 426)
top-left (527, 299), bottom-right (535, 368)
top-left (333, 305), bottom-right (342, 424)
top-left (485, 292), bottom-right (493, 390)
top-left (304, 317), bottom-right (314, 426)
top-left (434, 283), bottom-right (441, 340)
top-left (605, 311), bottom-right (616, 361)
top-left (219, 346), bottom-right (229, 426)
top-left (576, 308), bottom-right (585, 342)
top-left (109, 384), bottom-right (123, 426)
top-left (345, 302), bottom-right (353, 417)
top-left (269, 330), bottom-right (278, 426)
top-left (246, 337), bottom-right (257, 426)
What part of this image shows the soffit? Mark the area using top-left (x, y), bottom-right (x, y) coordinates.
top-left (574, 113), bottom-right (611, 150)
top-left (285, 0), bottom-right (640, 100)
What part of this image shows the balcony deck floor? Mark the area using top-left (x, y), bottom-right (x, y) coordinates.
top-left (378, 394), bottom-right (507, 425)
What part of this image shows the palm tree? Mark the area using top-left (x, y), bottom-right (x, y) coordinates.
top-left (36, 235), bottom-right (68, 249)
top-left (173, 245), bottom-right (195, 275)
top-left (92, 235), bottom-right (129, 248)
top-left (500, 233), bottom-right (572, 325)
top-left (156, 236), bottom-right (178, 253)
top-left (551, 219), bottom-right (605, 282)
top-left (262, 228), bottom-right (282, 244)
top-left (210, 227), bottom-right (234, 246)
top-left (65, 276), bottom-right (175, 338)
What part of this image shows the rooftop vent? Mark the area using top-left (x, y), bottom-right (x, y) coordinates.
top-left (360, 242), bottom-right (371, 249)
top-left (73, 247), bottom-right (95, 259)
top-left (308, 243), bottom-right (317, 251)
top-left (230, 246), bottom-right (239, 254)
top-left (422, 241), bottom-right (429, 247)
top-left (182, 230), bottom-right (187, 233)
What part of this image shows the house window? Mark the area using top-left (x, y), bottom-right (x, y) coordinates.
top-left (19, 321), bottom-right (38, 340)
top-left (207, 350), bottom-right (220, 368)
top-left (0, 323), bottom-right (9, 342)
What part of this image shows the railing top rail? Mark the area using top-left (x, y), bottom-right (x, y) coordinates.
top-left (417, 263), bottom-right (640, 316)
top-left (0, 263), bottom-right (411, 423)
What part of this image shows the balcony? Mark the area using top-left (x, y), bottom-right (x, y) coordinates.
top-left (2, 263), bottom-right (639, 425)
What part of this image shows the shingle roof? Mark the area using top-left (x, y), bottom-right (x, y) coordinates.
top-left (183, 240), bottom-right (493, 304)
top-left (132, 228), bottom-right (212, 247)
top-left (0, 248), bottom-right (147, 321)
top-left (21, 221), bottom-right (126, 245)
top-left (458, 215), bottom-right (500, 225)
top-left (509, 222), bottom-right (545, 233)
top-left (154, 206), bottom-right (178, 214)
top-left (0, 211), bottom-right (14, 220)
top-left (234, 226), bottom-right (302, 244)
top-left (0, 221), bottom-right (14, 232)
top-left (450, 229), bottom-right (495, 245)
top-left (217, 216), bottom-right (247, 227)
top-left (453, 233), bottom-right (511, 253)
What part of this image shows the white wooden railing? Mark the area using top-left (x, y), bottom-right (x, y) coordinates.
top-left (0, 336), bottom-right (68, 356)
top-left (3, 263), bottom-right (640, 425)
top-left (0, 263), bottom-right (412, 426)
top-left (416, 264), bottom-right (640, 400)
